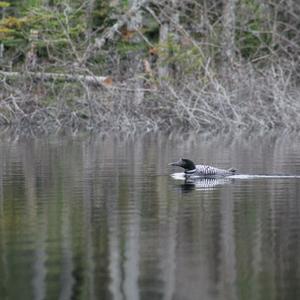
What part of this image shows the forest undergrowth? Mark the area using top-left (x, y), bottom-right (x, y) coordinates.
top-left (1, 0), bottom-right (300, 135)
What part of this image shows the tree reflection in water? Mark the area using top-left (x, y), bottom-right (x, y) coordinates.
top-left (0, 133), bottom-right (300, 300)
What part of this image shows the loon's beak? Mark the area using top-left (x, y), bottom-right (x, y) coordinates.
top-left (168, 160), bottom-right (182, 167)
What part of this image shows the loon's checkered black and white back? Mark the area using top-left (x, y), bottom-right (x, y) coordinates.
top-left (192, 164), bottom-right (235, 177)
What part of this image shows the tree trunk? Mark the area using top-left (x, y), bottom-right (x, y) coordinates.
top-left (0, 5), bottom-right (7, 59)
top-left (85, 0), bottom-right (96, 40)
top-left (221, 0), bottom-right (237, 71)
top-left (127, 0), bottom-right (145, 105)
top-left (158, 0), bottom-right (180, 80)
top-left (158, 20), bottom-right (169, 79)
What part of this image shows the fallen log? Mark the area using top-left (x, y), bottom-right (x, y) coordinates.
top-left (0, 71), bottom-right (112, 86)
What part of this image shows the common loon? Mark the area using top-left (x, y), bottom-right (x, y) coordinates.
top-left (169, 158), bottom-right (237, 178)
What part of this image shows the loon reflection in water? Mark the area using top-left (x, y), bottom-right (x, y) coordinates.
top-left (181, 177), bottom-right (232, 191)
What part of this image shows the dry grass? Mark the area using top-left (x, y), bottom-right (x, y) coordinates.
top-left (1, 61), bottom-right (300, 135)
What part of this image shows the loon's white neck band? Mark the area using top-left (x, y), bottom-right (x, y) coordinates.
top-left (185, 169), bottom-right (196, 174)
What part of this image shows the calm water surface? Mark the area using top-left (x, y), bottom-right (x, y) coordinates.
top-left (0, 132), bottom-right (300, 300)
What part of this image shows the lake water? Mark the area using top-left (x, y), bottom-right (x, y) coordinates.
top-left (0, 132), bottom-right (300, 300)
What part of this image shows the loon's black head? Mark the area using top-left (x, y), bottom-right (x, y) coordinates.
top-left (169, 158), bottom-right (196, 171)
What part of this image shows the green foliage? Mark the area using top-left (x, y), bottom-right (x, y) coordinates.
top-left (0, 16), bottom-right (31, 48)
top-left (0, 5), bottom-right (86, 60)
top-left (94, 0), bottom-right (132, 28)
top-left (91, 1), bottom-right (111, 28)
top-left (116, 40), bottom-right (147, 56)
top-left (158, 36), bottom-right (204, 76)
top-left (0, 1), bottom-right (10, 8)
top-left (142, 18), bottom-right (159, 42)
top-left (27, 0), bottom-right (43, 7)
top-left (236, 0), bottom-right (272, 59)
top-left (122, 0), bottom-right (129, 7)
